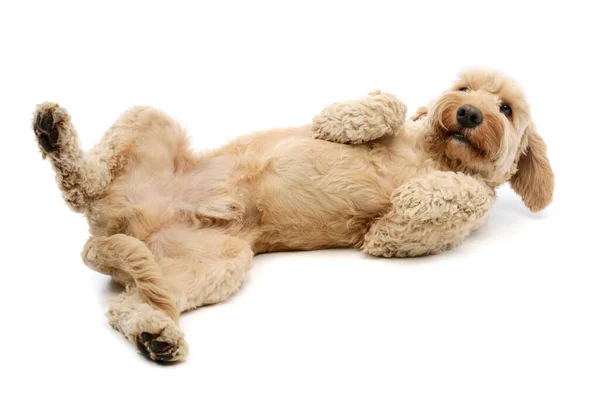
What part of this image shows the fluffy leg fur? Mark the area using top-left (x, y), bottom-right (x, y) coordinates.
top-left (362, 171), bottom-right (494, 257)
top-left (87, 229), bottom-right (252, 363)
top-left (312, 91), bottom-right (407, 144)
top-left (153, 228), bottom-right (254, 312)
top-left (32, 103), bottom-right (189, 213)
top-left (32, 103), bottom-right (128, 212)
top-left (107, 288), bottom-right (188, 363)
top-left (82, 234), bottom-right (179, 322)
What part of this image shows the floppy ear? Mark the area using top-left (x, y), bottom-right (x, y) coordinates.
top-left (410, 106), bottom-right (429, 121)
top-left (509, 124), bottom-right (554, 212)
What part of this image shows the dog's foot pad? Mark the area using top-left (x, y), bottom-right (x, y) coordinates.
top-left (33, 106), bottom-right (60, 152)
top-left (136, 332), bottom-right (179, 363)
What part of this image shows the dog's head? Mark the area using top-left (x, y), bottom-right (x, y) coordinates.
top-left (424, 69), bottom-right (554, 212)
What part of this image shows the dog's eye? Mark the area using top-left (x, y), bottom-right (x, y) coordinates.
top-left (500, 104), bottom-right (512, 118)
top-left (458, 87), bottom-right (469, 92)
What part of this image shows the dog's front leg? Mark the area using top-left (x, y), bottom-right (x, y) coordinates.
top-left (362, 171), bottom-right (494, 257)
top-left (312, 91), bottom-right (407, 144)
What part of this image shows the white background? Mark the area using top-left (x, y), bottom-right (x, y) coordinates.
top-left (1, 1), bottom-right (599, 399)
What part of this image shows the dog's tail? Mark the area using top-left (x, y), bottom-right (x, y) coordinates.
top-left (83, 234), bottom-right (179, 322)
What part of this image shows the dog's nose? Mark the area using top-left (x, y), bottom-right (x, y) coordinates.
top-left (457, 105), bottom-right (483, 128)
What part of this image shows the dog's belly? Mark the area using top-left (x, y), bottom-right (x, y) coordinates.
top-left (249, 135), bottom-right (400, 252)
top-left (88, 125), bottom-right (428, 254)
top-left (88, 155), bottom-right (242, 239)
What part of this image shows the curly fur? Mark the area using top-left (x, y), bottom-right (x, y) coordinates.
top-left (31, 68), bottom-right (553, 362)
top-left (312, 90), bottom-right (407, 144)
top-left (363, 171), bottom-right (494, 257)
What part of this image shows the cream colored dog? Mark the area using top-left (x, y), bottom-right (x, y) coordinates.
top-left (32, 69), bottom-right (553, 362)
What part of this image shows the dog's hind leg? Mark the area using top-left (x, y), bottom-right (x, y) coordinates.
top-left (155, 228), bottom-right (254, 312)
top-left (85, 229), bottom-right (252, 363)
top-left (32, 103), bottom-right (128, 212)
top-left (83, 234), bottom-right (186, 362)
top-left (33, 103), bottom-right (194, 213)
top-left (107, 288), bottom-right (189, 363)
top-left (82, 234), bottom-right (179, 321)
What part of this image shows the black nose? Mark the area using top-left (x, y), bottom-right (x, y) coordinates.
top-left (457, 105), bottom-right (483, 128)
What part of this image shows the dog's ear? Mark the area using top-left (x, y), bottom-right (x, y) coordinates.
top-left (509, 123), bottom-right (554, 212)
top-left (411, 106), bottom-right (428, 121)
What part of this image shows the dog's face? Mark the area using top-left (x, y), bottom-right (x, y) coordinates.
top-left (424, 69), bottom-right (554, 212)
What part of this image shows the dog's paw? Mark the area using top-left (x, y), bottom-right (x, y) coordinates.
top-left (390, 171), bottom-right (494, 223)
top-left (32, 102), bottom-right (69, 153)
top-left (312, 91), bottom-right (407, 144)
top-left (136, 330), bottom-right (189, 363)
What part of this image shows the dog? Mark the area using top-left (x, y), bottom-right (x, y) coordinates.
top-left (31, 68), bottom-right (553, 362)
